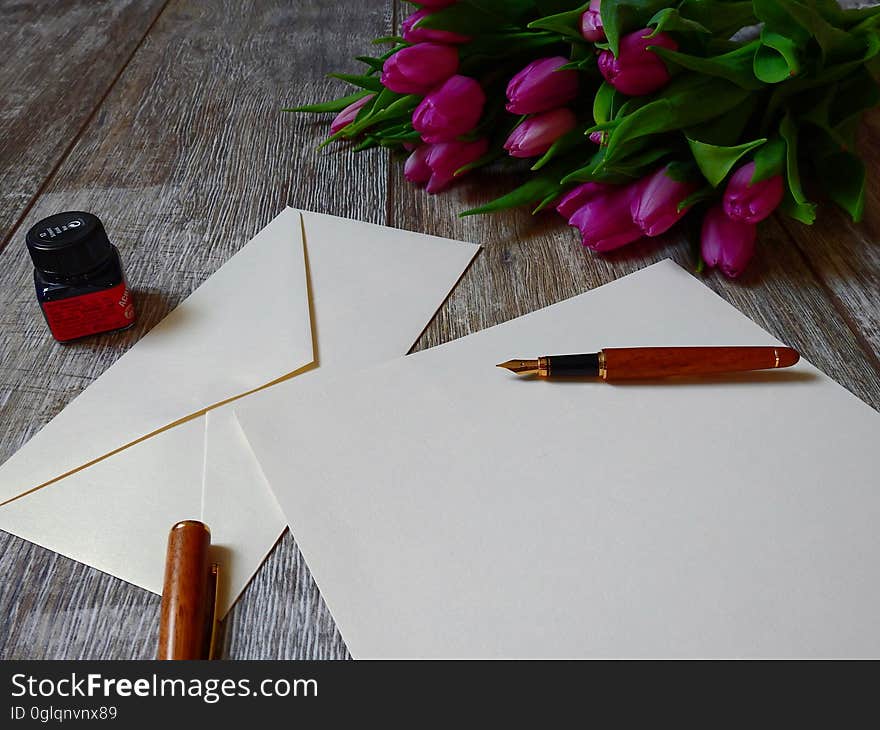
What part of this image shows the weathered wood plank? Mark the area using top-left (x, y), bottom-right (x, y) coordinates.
top-left (0, 0), bottom-right (167, 248)
top-left (0, 0), bottom-right (394, 660)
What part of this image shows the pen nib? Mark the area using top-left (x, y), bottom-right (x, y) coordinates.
top-left (497, 359), bottom-right (540, 376)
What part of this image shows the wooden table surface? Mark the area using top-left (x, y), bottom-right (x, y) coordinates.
top-left (1, 0), bottom-right (878, 660)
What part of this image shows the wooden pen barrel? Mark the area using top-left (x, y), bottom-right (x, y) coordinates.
top-left (157, 520), bottom-right (212, 660)
top-left (601, 346), bottom-right (800, 380)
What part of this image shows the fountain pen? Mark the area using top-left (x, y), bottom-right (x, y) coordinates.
top-left (497, 346), bottom-right (800, 380)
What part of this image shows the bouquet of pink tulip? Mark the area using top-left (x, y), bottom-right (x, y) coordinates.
top-left (294, 0), bottom-right (880, 277)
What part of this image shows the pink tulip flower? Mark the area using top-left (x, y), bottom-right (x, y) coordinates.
top-left (581, 0), bottom-right (605, 42)
top-left (589, 131), bottom-right (605, 145)
top-left (330, 94), bottom-right (374, 135)
top-left (381, 43), bottom-right (459, 95)
top-left (598, 29), bottom-right (678, 96)
top-left (556, 181), bottom-right (614, 220)
top-left (404, 145), bottom-right (432, 185)
top-left (424, 138), bottom-right (488, 194)
top-left (503, 108), bottom-right (577, 158)
top-left (630, 165), bottom-right (699, 236)
top-left (402, 9), bottom-right (471, 44)
top-left (701, 204), bottom-right (757, 278)
top-left (412, 75), bottom-right (485, 143)
top-left (505, 56), bottom-right (579, 115)
top-left (570, 185), bottom-right (644, 252)
top-left (723, 162), bottom-right (785, 224)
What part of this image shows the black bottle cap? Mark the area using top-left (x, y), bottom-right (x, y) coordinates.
top-left (26, 212), bottom-right (113, 276)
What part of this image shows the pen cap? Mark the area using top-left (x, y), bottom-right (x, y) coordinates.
top-left (157, 520), bottom-right (212, 660)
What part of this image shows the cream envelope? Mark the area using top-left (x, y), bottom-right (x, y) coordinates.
top-left (0, 208), bottom-right (479, 615)
top-left (236, 260), bottom-right (880, 657)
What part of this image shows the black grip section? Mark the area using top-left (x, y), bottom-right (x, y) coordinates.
top-left (547, 353), bottom-right (600, 377)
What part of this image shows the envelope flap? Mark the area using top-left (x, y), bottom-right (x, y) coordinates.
top-left (0, 208), bottom-right (314, 502)
top-left (298, 210), bottom-right (478, 373)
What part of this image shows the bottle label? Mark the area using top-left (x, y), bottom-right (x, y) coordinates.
top-left (41, 281), bottom-right (136, 342)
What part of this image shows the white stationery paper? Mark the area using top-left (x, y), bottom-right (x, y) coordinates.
top-left (236, 260), bottom-right (880, 657)
top-left (0, 209), bottom-right (478, 615)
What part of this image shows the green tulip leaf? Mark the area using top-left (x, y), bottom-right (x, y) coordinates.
top-left (600, 0), bottom-right (670, 56)
top-left (455, 149), bottom-right (505, 177)
top-left (754, 31), bottom-right (800, 83)
top-left (653, 42), bottom-right (764, 89)
top-left (342, 89), bottom-right (418, 137)
top-left (779, 113), bottom-right (809, 204)
top-left (751, 137), bottom-right (786, 182)
top-left (601, 143), bottom-right (673, 179)
top-left (532, 123), bottom-right (593, 171)
top-left (592, 81), bottom-right (624, 125)
top-left (675, 0), bottom-right (758, 37)
top-left (287, 90), bottom-right (372, 114)
top-left (776, 112), bottom-right (817, 225)
top-left (761, 31), bottom-right (880, 130)
top-left (371, 35), bottom-right (404, 45)
top-left (460, 161), bottom-right (573, 217)
top-left (647, 8), bottom-right (712, 37)
top-left (527, 3), bottom-right (591, 42)
top-left (416, 3), bottom-right (504, 35)
top-left (328, 72), bottom-right (383, 92)
top-left (355, 56), bottom-right (386, 73)
top-left (461, 30), bottom-right (562, 62)
top-left (832, 67), bottom-right (880, 127)
top-left (803, 122), bottom-right (868, 222)
top-left (686, 136), bottom-right (767, 187)
top-left (780, 195), bottom-right (818, 225)
top-left (603, 76), bottom-right (751, 164)
top-left (677, 185), bottom-right (717, 213)
top-left (752, 0), bottom-right (812, 49)
top-left (820, 149), bottom-right (866, 222)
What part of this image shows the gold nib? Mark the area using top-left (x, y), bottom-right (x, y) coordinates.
top-left (497, 359), bottom-right (541, 376)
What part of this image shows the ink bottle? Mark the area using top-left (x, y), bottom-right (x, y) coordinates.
top-left (26, 212), bottom-right (136, 342)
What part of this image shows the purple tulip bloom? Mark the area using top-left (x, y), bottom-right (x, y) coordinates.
top-left (723, 162), bottom-right (785, 224)
top-left (402, 9), bottom-right (471, 44)
top-left (503, 108), bottom-right (577, 159)
top-left (330, 94), bottom-right (374, 135)
top-left (598, 29), bottom-right (678, 96)
top-left (701, 204), bottom-right (757, 278)
top-left (381, 43), bottom-right (459, 95)
top-left (424, 138), bottom-right (488, 194)
top-left (581, 0), bottom-right (605, 42)
top-left (556, 182), bottom-right (613, 221)
top-left (412, 75), bottom-right (485, 144)
top-left (404, 145), bottom-right (432, 185)
top-left (505, 57), bottom-right (579, 115)
top-left (630, 165), bottom-right (699, 237)
top-left (570, 185), bottom-right (644, 252)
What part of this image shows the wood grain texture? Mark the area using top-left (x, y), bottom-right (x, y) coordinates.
top-left (600, 347), bottom-right (801, 380)
top-left (0, 0), bottom-right (167, 247)
top-left (0, 0), bottom-right (878, 660)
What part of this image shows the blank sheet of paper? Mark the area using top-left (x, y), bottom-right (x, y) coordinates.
top-left (236, 260), bottom-right (880, 658)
